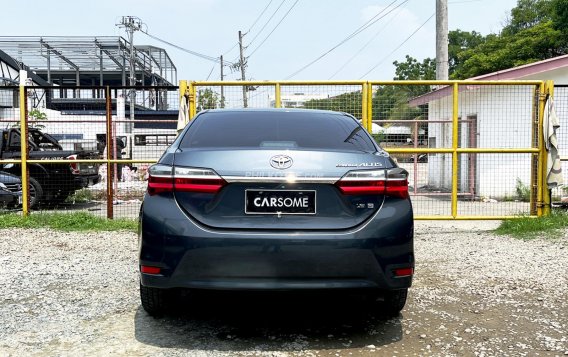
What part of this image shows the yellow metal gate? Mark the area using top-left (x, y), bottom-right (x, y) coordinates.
top-left (181, 79), bottom-right (552, 220)
top-left (2, 80), bottom-right (552, 219)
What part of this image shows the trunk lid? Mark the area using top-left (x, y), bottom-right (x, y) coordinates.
top-left (172, 149), bottom-right (393, 230)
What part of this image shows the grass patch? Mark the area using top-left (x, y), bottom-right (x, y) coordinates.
top-left (0, 212), bottom-right (137, 232)
top-left (64, 188), bottom-right (95, 204)
top-left (495, 210), bottom-right (568, 239)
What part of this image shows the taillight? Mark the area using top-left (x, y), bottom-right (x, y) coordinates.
top-left (336, 168), bottom-right (409, 199)
top-left (67, 154), bottom-right (79, 174)
top-left (147, 164), bottom-right (174, 195)
top-left (174, 167), bottom-right (227, 193)
top-left (147, 164), bottom-right (226, 195)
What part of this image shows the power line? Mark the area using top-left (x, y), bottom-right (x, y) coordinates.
top-left (247, 0), bottom-right (288, 46)
top-left (359, 12), bottom-right (435, 79)
top-left (222, 43), bottom-right (238, 56)
top-left (205, 63), bottom-right (216, 80)
top-left (248, 0), bottom-right (300, 57)
top-left (329, 1), bottom-right (408, 79)
top-left (247, 0), bottom-right (276, 33)
top-left (141, 30), bottom-right (236, 65)
top-left (333, 0), bottom-right (402, 48)
top-left (285, 0), bottom-right (406, 79)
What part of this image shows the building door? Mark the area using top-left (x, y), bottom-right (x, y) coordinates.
top-left (458, 115), bottom-right (478, 199)
top-left (466, 115), bottom-right (478, 198)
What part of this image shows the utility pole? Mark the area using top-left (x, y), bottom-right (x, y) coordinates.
top-left (436, 0), bottom-right (449, 80)
top-left (220, 55), bottom-right (225, 108)
top-left (238, 31), bottom-right (248, 108)
top-left (117, 16), bottom-right (143, 131)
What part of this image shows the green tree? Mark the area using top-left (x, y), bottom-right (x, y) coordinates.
top-left (448, 30), bottom-right (485, 77)
top-left (393, 55), bottom-right (436, 97)
top-left (550, 0), bottom-right (568, 51)
top-left (197, 88), bottom-right (220, 112)
top-left (395, 0), bottom-right (568, 80)
top-left (502, 0), bottom-right (552, 35)
top-left (303, 91), bottom-right (362, 118)
top-left (453, 21), bottom-right (563, 78)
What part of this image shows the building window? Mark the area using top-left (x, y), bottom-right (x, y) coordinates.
top-left (134, 134), bottom-right (176, 146)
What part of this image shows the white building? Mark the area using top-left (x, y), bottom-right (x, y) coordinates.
top-left (268, 92), bottom-right (329, 108)
top-left (410, 55), bottom-right (568, 199)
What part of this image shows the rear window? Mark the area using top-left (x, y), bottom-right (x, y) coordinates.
top-left (180, 111), bottom-right (376, 152)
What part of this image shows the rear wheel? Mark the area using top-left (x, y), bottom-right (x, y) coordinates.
top-left (380, 289), bottom-right (408, 316)
top-left (140, 284), bottom-right (170, 316)
top-left (27, 177), bottom-right (43, 208)
top-left (367, 288), bottom-right (408, 317)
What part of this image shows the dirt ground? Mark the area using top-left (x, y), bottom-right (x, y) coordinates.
top-left (1, 221), bottom-right (567, 356)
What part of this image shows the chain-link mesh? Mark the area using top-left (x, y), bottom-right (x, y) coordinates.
top-left (0, 86), bottom-right (22, 213)
top-left (551, 86), bottom-right (568, 206)
top-left (0, 85), bottom-right (178, 218)
top-left (0, 81), bottom-right (550, 219)
top-left (378, 82), bottom-right (542, 217)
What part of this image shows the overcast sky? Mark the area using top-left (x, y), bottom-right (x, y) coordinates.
top-left (3, 0), bottom-right (518, 82)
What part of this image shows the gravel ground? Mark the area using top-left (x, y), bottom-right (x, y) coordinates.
top-left (1, 221), bottom-right (567, 356)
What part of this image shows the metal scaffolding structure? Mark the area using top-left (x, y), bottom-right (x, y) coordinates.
top-left (0, 36), bottom-right (177, 87)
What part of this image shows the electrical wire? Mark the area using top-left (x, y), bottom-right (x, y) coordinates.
top-left (247, 0), bottom-right (276, 34)
top-left (222, 43), bottom-right (238, 56)
top-left (141, 30), bottom-right (235, 66)
top-left (359, 12), bottom-right (434, 79)
top-left (248, 0), bottom-right (300, 57)
top-left (448, 0), bottom-right (481, 4)
top-left (247, 0), bottom-right (288, 46)
top-left (205, 64), bottom-right (216, 80)
top-left (329, 0), bottom-right (408, 79)
top-left (284, 0), bottom-right (407, 79)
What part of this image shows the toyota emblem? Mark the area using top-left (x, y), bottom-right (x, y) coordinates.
top-left (270, 155), bottom-right (293, 169)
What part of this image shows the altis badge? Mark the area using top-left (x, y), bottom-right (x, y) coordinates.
top-left (336, 162), bottom-right (384, 168)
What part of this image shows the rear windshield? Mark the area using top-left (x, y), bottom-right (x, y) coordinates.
top-left (180, 111), bottom-right (376, 152)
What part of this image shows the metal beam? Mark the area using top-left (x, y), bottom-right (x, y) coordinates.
top-left (40, 39), bottom-right (79, 71)
top-left (94, 40), bottom-right (124, 69)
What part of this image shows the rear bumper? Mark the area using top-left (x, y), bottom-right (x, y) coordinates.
top-left (73, 173), bottom-right (101, 188)
top-left (139, 195), bottom-right (414, 291)
top-left (0, 191), bottom-right (19, 206)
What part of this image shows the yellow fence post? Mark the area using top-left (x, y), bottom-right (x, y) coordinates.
top-left (451, 83), bottom-right (459, 218)
top-left (367, 82), bottom-right (373, 132)
top-left (275, 83), bottom-right (282, 108)
top-left (188, 81), bottom-right (196, 118)
top-left (19, 85), bottom-right (29, 217)
top-left (537, 81), bottom-right (547, 217)
top-left (361, 82), bottom-right (371, 133)
top-left (362, 82), bottom-right (369, 132)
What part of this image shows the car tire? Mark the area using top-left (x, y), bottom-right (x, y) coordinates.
top-left (49, 190), bottom-right (73, 205)
top-left (380, 289), bottom-right (408, 316)
top-left (28, 177), bottom-right (43, 208)
top-left (140, 284), bottom-right (169, 316)
top-left (365, 288), bottom-right (408, 317)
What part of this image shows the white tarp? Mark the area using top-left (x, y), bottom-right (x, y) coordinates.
top-left (543, 96), bottom-right (563, 188)
top-left (371, 123), bottom-right (386, 134)
top-left (384, 126), bottom-right (412, 135)
top-left (177, 94), bottom-right (189, 134)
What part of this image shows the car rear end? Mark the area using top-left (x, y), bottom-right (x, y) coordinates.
top-left (0, 171), bottom-right (22, 208)
top-left (139, 109), bottom-right (414, 315)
